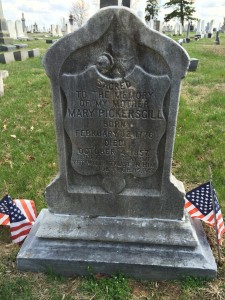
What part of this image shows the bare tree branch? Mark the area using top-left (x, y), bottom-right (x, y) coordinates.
top-left (70, 0), bottom-right (89, 28)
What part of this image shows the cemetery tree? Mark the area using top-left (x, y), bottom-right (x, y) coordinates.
top-left (70, 0), bottom-right (88, 27)
top-left (145, 0), bottom-right (160, 21)
top-left (164, 0), bottom-right (196, 26)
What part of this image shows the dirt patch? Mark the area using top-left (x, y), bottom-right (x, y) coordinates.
top-left (203, 45), bottom-right (225, 56)
top-left (182, 84), bottom-right (211, 104)
top-left (130, 280), bottom-right (152, 299)
top-left (182, 83), bottom-right (225, 105)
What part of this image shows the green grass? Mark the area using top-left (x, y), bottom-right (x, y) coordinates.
top-left (0, 39), bottom-right (56, 211)
top-left (80, 274), bottom-right (131, 299)
top-left (0, 34), bottom-right (225, 299)
top-left (173, 34), bottom-right (225, 206)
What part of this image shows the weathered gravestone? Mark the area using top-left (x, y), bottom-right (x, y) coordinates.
top-left (0, 44), bottom-right (16, 51)
top-left (0, 72), bottom-right (4, 96)
top-left (13, 50), bottom-right (29, 61)
top-left (15, 20), bottom-right (27, 39)
top-left (214, 31), bottom-right (220, 45)
top-left (0, 0), bottom-right (13, 44)
top-left (7, 20), bottom-right (17, 39)
top-left (0, 52), bottom-right (15, 64)
top-left (100, 0), bottom-right (118, 8)
top-left (0, 70), bottom-right (9, 97)
top-left (28, 48), bottom-right (40, 58)
top-left (17, 7), bottom-right (217, 280)
top-left (122, 0), bottom-right (130, 7)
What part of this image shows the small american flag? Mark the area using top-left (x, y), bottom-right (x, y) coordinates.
top-left (185, 182), bottom-right (225, 244)
top-left (0, 195), bottom-right (37, 243)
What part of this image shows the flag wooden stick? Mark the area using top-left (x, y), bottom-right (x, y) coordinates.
top-left (209, 166), bottom-right (222, 264)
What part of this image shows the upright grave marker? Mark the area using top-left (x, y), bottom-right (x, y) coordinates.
top-left (15, 20), bottom-right (27, 39)
top-left (122, 0), bottom-right (130, 7)
top-left (0, 0), bottom-right (13, 44)
top-left (100, 0), bottom-right (118, 8)
top-left (17, 7), bottom-right (217, 280)
top-left (7, 20), bottom-right (17, 39)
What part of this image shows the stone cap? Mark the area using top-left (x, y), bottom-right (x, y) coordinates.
top-left (43, 7), bottom-right (190, 82)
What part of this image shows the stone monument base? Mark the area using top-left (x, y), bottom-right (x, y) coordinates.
top-left (0, 37), bottom-right (14, 44)
top-left (0, 18), bottom-right (14, 44)
top-left (17, 209), bottom-right (217, 280)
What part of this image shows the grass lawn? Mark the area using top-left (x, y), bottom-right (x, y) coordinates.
top-left (0, 33), bottom-right (225, 299)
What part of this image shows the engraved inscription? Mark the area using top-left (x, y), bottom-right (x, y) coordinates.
top-left (60, 65), bottom-right (170, 179)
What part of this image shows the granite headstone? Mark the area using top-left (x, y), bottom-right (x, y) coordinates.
top-left (17, 7), bottom-right (217, 280)
top-left (0, 44), bottom-right (16, 51)
top-left (0, 70), bottom-right (9, 96)
top-left (0, 72), bottom-right (3, 96)
top-left (21, 13), bottom-right (26, 32)
top-left (51, 24), bottom-right (57, 37)
top-left (0, 0), bottom-right (13, 44)
top-left (122, 0), bottom-right (130, 7)
top-left (100, 0), bottom-right (118, 8)
top-left (28, 48), bottom-right (40, 58)
top-left (214, 31), bottom-right (220, 45)
top-left (7, 20), bottom-right (17, 39)
top-left (13, 50), bottom-right (29, 61)
top-left (15, 20), bottom-right (27, 39)
top-left (0, 52), bottom-right (15, 64)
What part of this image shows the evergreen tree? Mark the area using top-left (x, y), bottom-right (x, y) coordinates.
top-left (164, 0), bottom-right (196, 26)
top-left (145, 0), bottom-right (160, 22)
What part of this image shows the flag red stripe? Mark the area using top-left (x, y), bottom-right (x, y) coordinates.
top-left (11, 228), bottom-right (31, 241)
top-left (218, 221), bottom-right (224, 231)
top-left (10, 222), bottom-right (32, 232)
top-left (207, 214), bottom-right (215, 223)
top-left (191, 214), bottom-right (205, 219)
top-left (217, 214), bottom-right (223, 222)
top-left (0, 213), bottom-right (9, 225)
top-left (30, 200), bottom-right (37, 219)
top-left (20, 199), bottom-right (36, 223)
top-left (184, 201), bottom-right (192, 208)
top-left (189, 207), bottom-right (199, 215)
top-left (220, 228), bottom-right (225, 235)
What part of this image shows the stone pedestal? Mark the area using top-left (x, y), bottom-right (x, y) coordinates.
top-left (0, 18), bottom-right (14, 44)
top-left (13, 50), bottom-right (29, 61)
top-left (17, 209), bottom-right (216, 280)
top-left (17, 7), bottom-right (217, 280)
top-left (0, 0), bottom-right (14, 44)
top-left (0, 52), bottom-right (15, 64)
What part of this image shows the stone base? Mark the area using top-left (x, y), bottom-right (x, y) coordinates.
top-left (17, 209), bottom-right (217, 280)
top-left (0, 37), bottom-right (14, 44)
top-left (13, 50), bottom-right (29, 61)
top-left (15, 44), bottom-right (28, 49)
top-left (188, 58), bottom-right (199, 72)
top-left (28, 48), bottom-right (40, 58)
top-left (0, 18), bottom-right (14, 45)
top-left (0, 52), bottom-right (15, 64)
top-left (0, 44), bottom-right (16, 51)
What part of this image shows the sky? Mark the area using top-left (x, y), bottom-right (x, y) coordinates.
top-left (1, 0), bottom-right (225, 29)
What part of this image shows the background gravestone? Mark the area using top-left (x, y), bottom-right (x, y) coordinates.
top-left (100, 0), bottom-right (118, 8)
top-left (7, 20), bottom-right (17, 39)
top-left (17, 7), bottom-right (217, 280)
top-left (0, 0), bottom-right (13, 44)
top-left (15, 20), bottom-right (27, 39)
top-left (122, 0), bottom-right (130, 7)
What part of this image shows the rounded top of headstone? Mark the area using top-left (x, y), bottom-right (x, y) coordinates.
top-left (43, 7), bottom-right (189, 82)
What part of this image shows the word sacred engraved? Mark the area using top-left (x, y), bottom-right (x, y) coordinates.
top-left (60, 65), bottom-right (170, 178)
